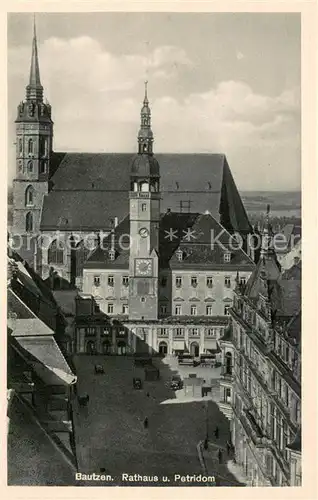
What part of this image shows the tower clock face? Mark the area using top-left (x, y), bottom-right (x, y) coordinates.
top-left (135, 258), bottom-right (153, 276)
top-left (139, 227), bottom-right (149, 238)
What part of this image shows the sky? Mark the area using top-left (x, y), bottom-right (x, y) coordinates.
top-left (7, 12), bottom-right (301, 191)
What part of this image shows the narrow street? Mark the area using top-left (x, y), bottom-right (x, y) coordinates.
top-left (72, 355), bottom-right (242, 486)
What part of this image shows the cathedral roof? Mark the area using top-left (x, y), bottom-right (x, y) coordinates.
top-left (41, 152), bottom-right (251, 233)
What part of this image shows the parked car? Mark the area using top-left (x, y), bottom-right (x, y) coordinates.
top-left (178, 354), bottom-right (194, 366)
top-left (170, 375), bottom-right (183, 390)
top-left (94, 364), bottom-right (105, 374)
top-left (133, 377), bottom-right (142, 389)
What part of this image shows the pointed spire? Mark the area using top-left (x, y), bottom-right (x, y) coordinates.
top-left (26, 15), bottom-right (43, 102)
top-left (144, 80), bottom-right (149, 105)
top-left (138, 81), bottom-right (153, 154)
top-left (260, 204), bottom-right (273, 259)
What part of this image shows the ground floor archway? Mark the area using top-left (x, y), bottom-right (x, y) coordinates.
top-left (190, 341), bottom-right (199, 357)
top-left (117, 341), bottom-right (127, 356)
top-left (102, 340), bottom-right (111, 355)
top-left (158, 341), bottom-right (168, 356)
top-left (86, 340), bottom-right (96, 354)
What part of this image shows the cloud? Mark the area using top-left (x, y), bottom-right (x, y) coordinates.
top-left (8, 36), bottom-right (300, 190)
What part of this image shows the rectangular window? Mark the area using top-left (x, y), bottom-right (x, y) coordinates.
top-left (141, 203), bottom-right (147, 212)
top-left (158, 328), bottom-right (168, 336)
top-left (225, 276), bottom-right (231, 287)
top-left (190, 328), bottom-right (199, 336)
top-left (161, 276), bottom-right (167, 287)
top-left (224, 253), bottom-right (231, 263)
top-left (160, 305), bottom-right (167, 314)
top-left (175, 276), bottom-right (182, 288)
top-left (108, 275), bottom-right (114, 287)
top-left (206, 305), bottom-right (213, 316)
top-left (107, 303), bottom-right (114, 314)
top-left (94, 275), bottom-right (100, 287)
top-left (240, 277), bottom-right (246, 285)
top-left (206, 276), bottom-right (213, 288)
top-left (175, 305), bottom-right (182, 315)
top-left (122, 304), bottom-right (128, 315)
top-left (102, 328), bottom-right (110, 336)
top-left (206, 328), bottom-right (216, 337)
top-left (191, 276), bottom-right (198, 287)
top-left (85, 327), bottom-right (96, 336)
top-left (122, 276), bottom-right (129, 287)
top-left (94, 303), bottom-right (100, 313)
top-left (224, 305), bottom-right (230, 315)
top-left (190, 305), bottom-right (197, 316)
top-left (175, 328), bottom-right (184, 337)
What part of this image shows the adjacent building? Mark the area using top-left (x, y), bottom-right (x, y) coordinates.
top-left (218, 217), bottom-right (301, 486)
top-left (7, 247), bottom-right (78, 484)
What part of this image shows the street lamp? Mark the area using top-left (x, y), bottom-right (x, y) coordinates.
top-left (204, 400), bottom-right (209, 449)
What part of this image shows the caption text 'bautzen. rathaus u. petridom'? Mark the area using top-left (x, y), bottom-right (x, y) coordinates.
top-left (11, 22), bottom-right (258, 356)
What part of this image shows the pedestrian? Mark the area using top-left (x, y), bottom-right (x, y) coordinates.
top-left (226, 440), bottom-right (231, 456)
top-left (218, 449), bottom-right (222, 464)
top-left (144, 417), bottom-right (149, 429)
top-left (146, 392), bottom-right (150, 397)
top-left (214, 426), bottom-right (219, 439)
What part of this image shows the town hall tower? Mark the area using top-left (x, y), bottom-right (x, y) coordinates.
top-left (128, 83), bottom-right (160, 320)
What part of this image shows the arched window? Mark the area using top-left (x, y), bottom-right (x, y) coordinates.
top-left (140, 181), bottom-right (149, 192)
top-left (18, 138), bottom-right (23, 155)
top-left (48, 239), bottom-right (64, 265)
top-left (25, 185), bottom-right (34, 206)
top-left (28, 138), bottom-right (34, 154)
top-left (27, 160), bottom-right (33, 173)
top-left (40, 161), bottom-right (47, 174)
top-left (25, 212), bottom-right (33, 232)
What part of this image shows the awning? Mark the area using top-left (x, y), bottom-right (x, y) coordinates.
top-left (14, 336), bottom-right (77, 386)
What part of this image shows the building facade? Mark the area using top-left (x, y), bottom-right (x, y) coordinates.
top-left (219, 220), bottom-right (301, 486)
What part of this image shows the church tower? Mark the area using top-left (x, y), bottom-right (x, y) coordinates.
top-left (12, 19), bottom-right (53, 236)
top-left (129, 83), bottom-right (160, 321)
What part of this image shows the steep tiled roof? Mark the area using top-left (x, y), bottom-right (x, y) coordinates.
top-left (170, 213), bottom-right (254, 270)
top-left (41, 152), bottom-right (251, 233)
top-left (84, 212), bottom-right (255, 271)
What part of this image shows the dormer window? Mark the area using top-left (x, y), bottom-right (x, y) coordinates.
top-left (176, 249), bottom-right (183, 261)
top-left (109, 249), bottom-right (115, 261)
top-left (224, 252), bottom-right (231, 263)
